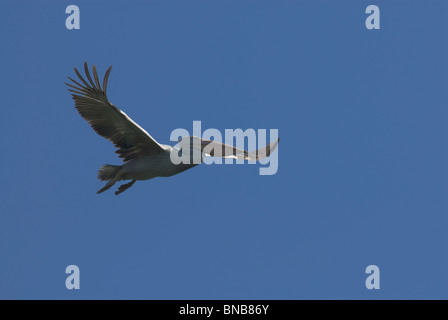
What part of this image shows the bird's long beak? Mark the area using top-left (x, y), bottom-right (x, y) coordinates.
top-left (200, 139), bottom-right (213, 147)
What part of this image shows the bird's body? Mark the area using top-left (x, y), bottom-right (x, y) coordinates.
top-left (120, 146), bottom-right (198, 180)
top-left (67, 62), bottom-right (279, 195)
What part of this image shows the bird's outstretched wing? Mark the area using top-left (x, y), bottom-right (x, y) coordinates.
top-left (66, 62), bottom-right (166, 162)
top-left (200, 138), bottom-right (280, 161)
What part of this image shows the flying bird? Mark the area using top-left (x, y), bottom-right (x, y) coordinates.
top-left (66, 62), bottom-right (279, 195)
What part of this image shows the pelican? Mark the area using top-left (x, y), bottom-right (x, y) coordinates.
top-left (66, 63), bottom-right (279, 195)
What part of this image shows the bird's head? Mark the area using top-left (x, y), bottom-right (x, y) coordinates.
top-left (176, 136), bottom-right (212, 152)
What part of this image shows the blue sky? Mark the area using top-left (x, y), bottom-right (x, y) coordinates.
top-left (0, 1), bottom-right (447, 299)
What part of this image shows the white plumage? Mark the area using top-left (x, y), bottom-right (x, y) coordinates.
top-left (67, 62), bottom-right (279, 195)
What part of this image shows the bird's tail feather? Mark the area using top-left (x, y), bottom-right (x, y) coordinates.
top-left (97, 164), bottom-right (122, 194)
top-left (98, 164), bottom-right (121, 181)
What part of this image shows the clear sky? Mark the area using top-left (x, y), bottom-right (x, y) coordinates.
top-left (0, 1), bottom-right (447, 299)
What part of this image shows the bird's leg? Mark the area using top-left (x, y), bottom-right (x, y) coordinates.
top-left (97, 170), bottom-right (122, 194)
top-left (97, 179), bottom-right (116, 194)
top-left (115, 180), bottom-right (136, 195)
